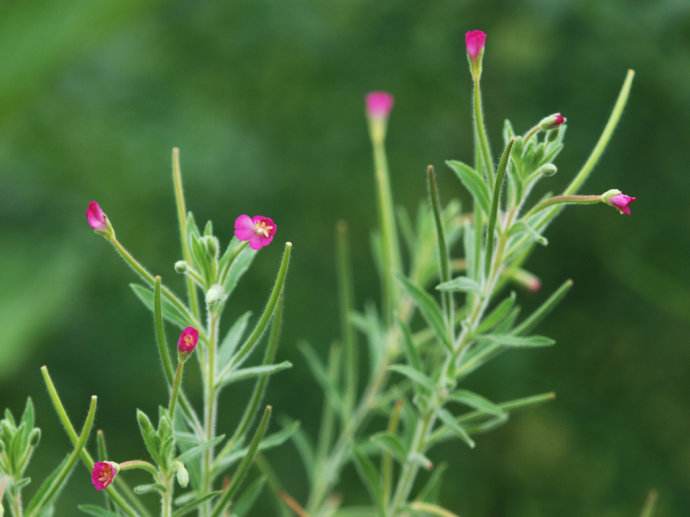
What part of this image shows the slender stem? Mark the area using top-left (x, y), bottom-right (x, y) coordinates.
top-left (316, 344), bottom-right (340, 466)
top-left (472, 78), bottom-right (494, 182)
top-left (8, 490), bottom-right (22, 517)
top-left (172, 147), bottom-right (201, 320)
top-left (523, 194), bottom-right (601, 219)
top-left (369, 121), bottom-right (402, 325)
top-left (168, 359), bottom-right (185, 419)
top-left (485, 139), bottom-right (515, 277)
top-left (108, 237), bottom-right (205, 338)
top-left (202, 310), bottom-right (220, 513)
top-left (118, 460), bottom-right (158, 477)
top-left (381, 400), bottom-right (403, 512)
top-left (161, 478), bottom-right (173, 517)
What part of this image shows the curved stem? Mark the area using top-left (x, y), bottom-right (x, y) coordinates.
top-left (168, 360), bottom-right (185, 419)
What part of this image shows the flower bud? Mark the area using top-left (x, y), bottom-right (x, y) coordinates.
top-left (205, 283), bottom-right (227, 307)
top-left (174, 461), bottom-right (189, 488)
top-left (177, 326), bottom-right (199, 354)
top-left (91, 461), bottom-right (119, 491)
top-left (174, 260), bottom-right (188, 274)
top-left (601, 189), bottom-right (637, 216)
top-left (539, 113), bottom-right (567, 130)
top-left (535, 163), bottom-right (558, 177)
top-left (201, 235), bottom-right (220, 260)
top-left (365, 91), bottom-right (394, 120)
top-left (465, 30), bottom-right (487, 81)
top-left (85, 201), bottom-right (111, 235)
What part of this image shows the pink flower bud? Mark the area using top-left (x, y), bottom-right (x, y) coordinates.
top-left (234, 214), bottom-right (277, 250)
top-left (86, 201), bottom-right (107, 231)
top-left (539, 113), bottom-right (567, 130)
top-left (465, 30), bottom-right (487, 61)
top-left (91, 461), bottom-right (119, 491)
top-left (608, 193), bottom-right (637, 216)
top-left (178, 326), bottom-right (199, 354)
top-left (365, 91), bottom-right (394, 119)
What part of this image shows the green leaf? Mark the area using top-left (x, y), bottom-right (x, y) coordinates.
top-left (436, 408), bottom-right (475, 449)
top-left (176, 434), bottom-right (225, 464)
top-left (388, 365), bottom-right (435, 394)
top-left (513, 279), bottom-right (573, 335)
top-left (77, 505), bottom-right (120, 517)
top-left (369, 432), bottom-right (406, 463)
top-left (218, 361), bottom-right (292, 389)
top-left (446, 161), bottom-right (491, 216)
top-left (213, 421), bottom-right (298, 474)
top-left (436, 276), bottom-right (480, 293)
top-left (415, 462), bottom-right (448, 503)
top-left (398, 319), bottom-right (422, 372)
top-left (352, 447), bottom-right (383, 512)
top-left (221, 242), bottom-right (256, 296)
top-left (299, 342), bottom-right (343, 412)
top-left (172, 491), bottom-right (222, 517)
top-left (481, 334), bottom-right (555, 348)
top-left (232, 476), bottom-right (266, 516)
top-left (135, 410), bottom-right (160, 465)
top-left (130, 284), bottom-right (190, 330)
top-left (476, 293), bottom-right (516, 334)
top-left (449, 390), bottom-right (507, 418)
top-left (284, 418), bottom-right (315, 483)
top-left (217, 311), bottom-right (252, 368)
top-left (509, 221), bottom-right (548, 246)
top-left (397, 276), bottom-right (452, 352)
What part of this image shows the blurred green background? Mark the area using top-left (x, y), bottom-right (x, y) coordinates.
top-left (1, 0), bottom-right (689, 515)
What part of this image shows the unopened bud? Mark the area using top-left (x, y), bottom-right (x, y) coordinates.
top-left (174, 260), bottom-right (188, 274)
top-left (535, 163), bottom-right (558, 177)
top-left (205, 284), bottom-right (227, 307)
top-left (539, 113), bottom-right (567, 130)
top-left (601, 189), bottom-right (637, 216)
top-left (174, 461), bottom-right (189, 488)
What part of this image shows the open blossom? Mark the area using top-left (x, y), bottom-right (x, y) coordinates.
top-left (234, 214), bottom-right (277, 250)
top-left (91, 461), bottom-right (118, 491)
top-left (178, 326), bottom-right (199, 353)
top-left (608, 193), bottom-right (637, 216)
top-left (365, 91), bottom-right (394, 119)
top-left (86, 201), bottom-right (107, 231)
top-left (465, 30), bottom-right (486, 60)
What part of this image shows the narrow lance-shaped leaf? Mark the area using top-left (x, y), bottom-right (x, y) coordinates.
top-left (227, 242), bottom-right (292, 369)
top-left (388, 365), bottom-right (435, 394)
top-left (446, 161), bottom-right (491, 216)
top-left (26, 396), bottom-right (97, 516)
top-left (513, 279), bottom-right (573, 335)
top-left (397, 275), bottom-right (452, 352)
top-left (436, 408), bottom-right (475, 449)
top-left (211, 406), bottom-right (272, 517)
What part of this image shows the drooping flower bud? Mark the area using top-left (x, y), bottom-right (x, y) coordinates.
top-left (174, 260), bottom-right (188, 274)
top-left (465, 30), bottom-right (487, 81)
top-left (539, 113), bottom-right (567, 130)
top-left (91, 461), bottom-right (119, 491)
top-left (601, 189), bottom-right (638, 216)
top-left (234, 215), bottom-right (277, 250)
top-left (86, 201), bottom-right (108, 232)
top-left (177, 326), bottom-right (199, 354)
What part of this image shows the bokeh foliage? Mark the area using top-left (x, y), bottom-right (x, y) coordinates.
top-left (1, 0), bottom-right (689, 515)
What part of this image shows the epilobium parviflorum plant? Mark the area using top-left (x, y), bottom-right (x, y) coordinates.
top-left (0, 28), bottom-right (647, 517)
top-left (281, 30), bottom-right (638, 517)
top-left (1, 147), bottom-right (292, 516)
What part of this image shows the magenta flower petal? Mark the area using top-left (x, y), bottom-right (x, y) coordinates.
top-left (465, 30), bottom-right (487, 60)
top-left (86, 201), bottom-right (107, 231)
top-left (609, 193), bottom-right (637, 216)
top-left (365, 91), bottom-right (394, 119)
top-left (234, 214), bottom-right (277, 250)
top-left (178, 326), bottom-right (199, 353)
top-left (554, 113), bottom-right (567, 126)
top-left (91, 461), bottom-right (118, 491)
top-left (234, 214), bottom-right (256, 241)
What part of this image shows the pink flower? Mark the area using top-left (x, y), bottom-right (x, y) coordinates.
top-left (178, 326), bottom-right (199, 353)
top-left (234, 214), bottom-right (277, 250)
top-left (91, 461), bottom-right (118, 491)
top-left (365, 91), bottom-right (394, 119)
top-left (86, 201), bottom-right (107, 231)
top-left (608, 193), bottom-right (637, 216)
top-left (465, 30), bottom-right (487, 60)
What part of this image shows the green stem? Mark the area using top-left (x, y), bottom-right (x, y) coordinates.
top-left (524, 194), bottom-right (601, 219)
top-left (168, 359), bottom-right (185, 419)
top-left (472, 78), bottom-right (494, 182)
top-left (485, 139), bottom-right (515, 277)
top-left (161, 479), bottom-right (173, 517)
top-left (172, 147), bottom-right (201, 321)
top-left (202, 310), bottom-right (220, 513)
top-left (108, 237), bottom-right (205, 338)
top-left (8, 490), bottom-right (22, 517)
top-left (118, 460), bottom-right (158, 477)
top-left (369, 122), bottom-right (401, 325)
top-left (381, 400), bottom-right (403, 512)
